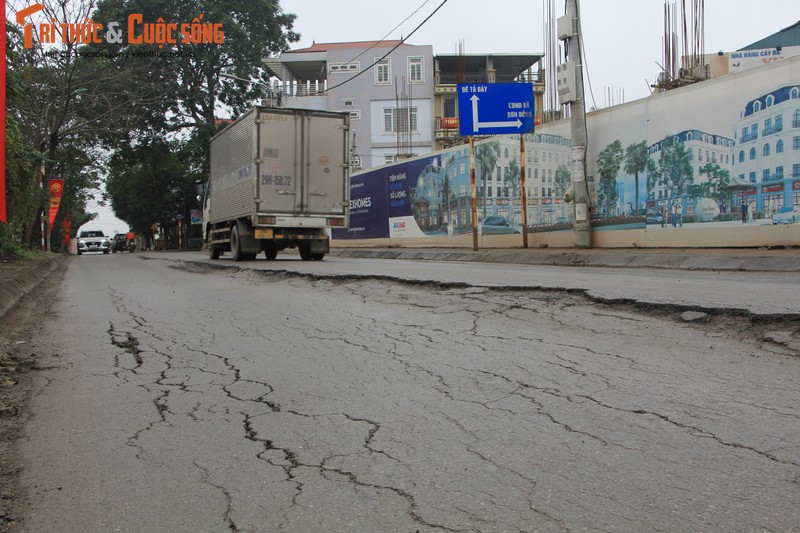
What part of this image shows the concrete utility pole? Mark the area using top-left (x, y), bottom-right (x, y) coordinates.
top-left (563, 0), bottom-right (591, 247)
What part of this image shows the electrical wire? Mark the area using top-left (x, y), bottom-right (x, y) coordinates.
top-left (305, 0), bottom-right (449, 95)
top-left (341, 0), bottom-right (435, 65)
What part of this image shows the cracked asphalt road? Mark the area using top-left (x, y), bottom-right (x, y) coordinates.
top-left (13, 254), bottom-right (800, 532)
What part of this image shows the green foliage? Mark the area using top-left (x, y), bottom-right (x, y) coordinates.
top-left (596, 140), bottom-right (624, 215)
top-left (2, 0), bottom-right (300, 252)
top-left (655, 135), bottom-right (693, 197)
top-left (554, 164), bottom-right (571, 198)
top-left (477, 141), bottom-right (501, 196)
top-left (624, 141), bottom-right (649, 214)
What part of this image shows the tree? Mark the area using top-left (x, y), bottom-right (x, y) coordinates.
top-left (104, 136), bottom-right (200, 247)
top-left (554, 164), bottom-right (571, 199)
top-left (696, 163), bottom-right (731, 210)
top-left (624, 141), bottom-right (649, 214)
top-left (596, 140), bottom-right (624, 216)
top-left (89, 0), bottom-right (300, 231)
top-left (656, 135), bottom-right (693, 198)
top-left (476, 141), bottom-right (501, 217)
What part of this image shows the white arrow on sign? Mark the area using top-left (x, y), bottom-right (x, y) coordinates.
top-left (471, 94), bottom-right (523, 132)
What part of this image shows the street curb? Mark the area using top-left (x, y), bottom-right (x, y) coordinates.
top-left (0, 255), bottom-right (68, 320)
top-left (328, 248), bottom-right (800, 272)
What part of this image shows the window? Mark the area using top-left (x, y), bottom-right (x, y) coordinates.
top-left (739, 150), bottom-right (745, 163)
top-left (776, 114), bottom-right (783, 130)
top-left (442, 96), bottom-right (456, 118)
top-left (763, 169), bottom-right (770, 181)
top-left (794, 109), bottom-right (800, 128)
top-left (791, 87), bottom-right (800, 99)
top-left (349, 110), bottom-right (361, 120)
top-left (777, 139), bottom-right (784, 153)
top-left (749, 172), bottom-right (756, 183)
top-left (764, 143), bottom-right (771, 157)
top-left (753, 100), bottom-right (762, 113)
top-left (766, 95), bottom-right (775, 108)
top-left (343, 98), bottom-right (354, 107)
top-left (375, 58), bottom-right (391, 85)
top-left (750, 147), bottom-right (756, 160)
top-left (408, 57), bottom-right (423, 83)
top-left (751, 124), bottom-right (758, 137)
top-left (794, 136), bottom-right (800, 150)
top-left (794, 163), bottom-right (800, 178)
top-left (383, 106), bottom-right (418, 134)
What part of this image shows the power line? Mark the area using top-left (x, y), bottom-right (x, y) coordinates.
top-left (306, 0), bottom-right (449, 95)
top-left (341, 0), bottom-right (436, 65)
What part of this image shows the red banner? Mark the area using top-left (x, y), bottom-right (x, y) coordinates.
top-left (48, 179), bottom-right (64, 234)
top-left (0, 2), bottom-right (7, 223)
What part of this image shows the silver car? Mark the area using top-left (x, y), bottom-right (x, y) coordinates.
top-left (772, 206), bottom-right (800, 225)
top-left (77, 230), bottom-right (111, 254)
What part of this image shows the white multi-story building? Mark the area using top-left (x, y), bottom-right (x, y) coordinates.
top-left (732, 85), bottom-right (800, 213)
top-left (647, 129), bottom-right (735, 211)
top-left (265, 40), bottom-right (436, 170)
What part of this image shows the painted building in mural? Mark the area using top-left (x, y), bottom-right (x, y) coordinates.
top-left (647, 130), bottom-right (735, 216)
top-left (733, 85), bottom-right (800, 216)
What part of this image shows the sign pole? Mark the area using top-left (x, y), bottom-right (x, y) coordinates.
top-left (520, 134), bottom-right (529, 248)
top-left (469, 136), bottom-right (478, 251)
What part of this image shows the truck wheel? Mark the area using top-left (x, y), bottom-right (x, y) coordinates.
top-left (299, 244), bottom-right (311, 261)
top-left (311, 253), bottom-right (325, 261)
top-left (209, 246), bottom-right (220, 260)
top-left (265, 249), bottom-right (277, 260)
top-left (231, 225), bottom-right (244, 261)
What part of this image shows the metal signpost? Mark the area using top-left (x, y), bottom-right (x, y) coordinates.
top-left (458, 83), bottom-right (535, 250)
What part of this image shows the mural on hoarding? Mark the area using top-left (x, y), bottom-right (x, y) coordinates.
top-left (334, 56), bottom-right (800, 245)
top-left (333, 134), bottom-right (575, 240)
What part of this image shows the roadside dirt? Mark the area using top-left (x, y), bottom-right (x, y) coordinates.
top-left (0, 259), bottom-right (66, 532)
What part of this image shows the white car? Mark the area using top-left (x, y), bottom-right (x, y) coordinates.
top-left (77, 230), bottom-right (111, 254)
top-left (772, 206), bottom-right (800, 225)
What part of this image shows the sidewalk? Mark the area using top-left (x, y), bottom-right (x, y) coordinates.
top-left (1, 247), bottom-right (799, 320)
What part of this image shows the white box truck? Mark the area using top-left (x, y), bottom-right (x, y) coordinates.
top-left (203, 106), bottom-right (350, 261)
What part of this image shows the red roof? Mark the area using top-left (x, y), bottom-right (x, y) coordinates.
top-left (288, 40), bottom-right (406, 53)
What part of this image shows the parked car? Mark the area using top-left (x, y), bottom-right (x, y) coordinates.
top-left (77, 230), bottom-right (110, 255)
top-left (646, 211), bottom-right (664, 225)
top-left (772, 206), bottom-right (800, 225)
top-left (480, 216), bottom-right (522, 235)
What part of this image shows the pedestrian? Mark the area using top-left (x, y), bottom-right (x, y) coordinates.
top-left (661, 206), bottom-right (667, 228)
top-left (672, 204), bottom-right (678, 228)
top-left (741, 200), bottom-right (748, 224)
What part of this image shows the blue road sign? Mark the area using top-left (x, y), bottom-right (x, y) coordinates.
top-left (457, 83), bottom-right (535, 136)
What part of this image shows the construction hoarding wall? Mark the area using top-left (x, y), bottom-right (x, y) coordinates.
top-left (333, 55), bottom-right (800, 248)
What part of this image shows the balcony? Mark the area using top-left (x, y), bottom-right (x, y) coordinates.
top-left (740, 131), bottom-right (758, 143)
top-left (762, 124), bottom-right (783, 136)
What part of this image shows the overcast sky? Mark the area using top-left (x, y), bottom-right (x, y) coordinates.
top-left (278, 0), bottom-right (799, 105)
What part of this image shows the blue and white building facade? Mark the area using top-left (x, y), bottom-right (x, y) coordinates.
top-left (732, 85), bottom-right (800, 214)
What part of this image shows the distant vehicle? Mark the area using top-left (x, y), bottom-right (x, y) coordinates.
top-left (646, 212), bottom-right (664, 225)
top-left (77, 230), bottom-right (110, 255)
top-left (480, 216), bottom-right (522, 235)
top-left (772, 206), bottom-right (800, 225)
top-left (111, 234), bottom-right (127, 253)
